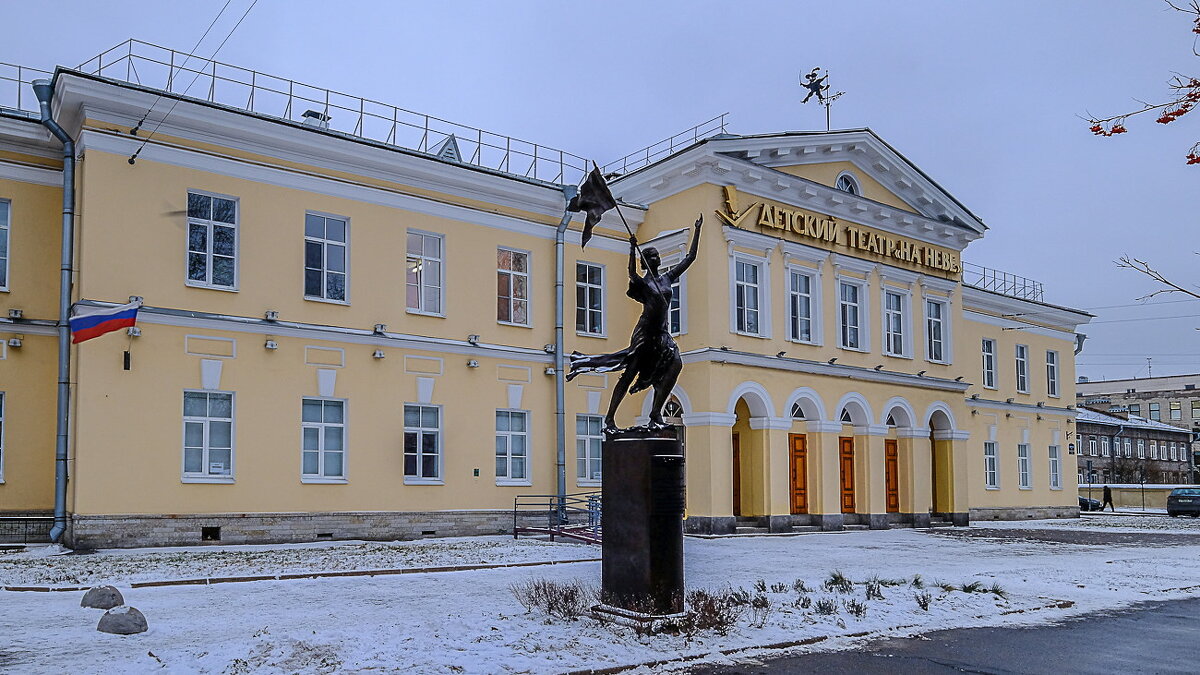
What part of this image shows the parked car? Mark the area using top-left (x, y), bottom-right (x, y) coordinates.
top-left (1079, 495), bottom-right (1103, 512)
top-left (1167, 488), bottom-right (1200, 517)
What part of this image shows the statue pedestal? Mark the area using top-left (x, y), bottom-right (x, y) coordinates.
top-left (599, 426), bottom-right (685, 615)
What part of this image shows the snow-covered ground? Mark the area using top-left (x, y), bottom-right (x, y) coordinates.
top-left (4, 519), bottom-right (1200, 674)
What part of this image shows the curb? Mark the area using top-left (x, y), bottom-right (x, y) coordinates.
top-left (1, 556), bottom-right (600, 593)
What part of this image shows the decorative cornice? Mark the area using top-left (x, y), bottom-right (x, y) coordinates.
top-left (961, 286), bottom-right (1091, 331)
top-left (780, 240), bottom-right (829, 266)
top-left (685, 347), bottom-right (970, 393)
top-left (932, 429), bottom-right (972, 441)
top-left (749, 416), bottom-right (793, 430)
top-left (963, 310), bottom-right (1077, 341)
top-left (854, 424), bottom-right (892, 436)
top-left (965, 396), bottom-right (1073, 415)
top-left (895, 427), bottom-right (932, 438)
top-left (804, 420), bottom-right (844, 433)
top-left (724, 225), bottom-right (777, 257)
top-left (0, 160), bottom-right (61, 187)
top-left (681, 412), bottom-right (737, 427)
top-left (832, 253), bottom-right (877, 277)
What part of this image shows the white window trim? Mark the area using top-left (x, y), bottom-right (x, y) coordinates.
top-left (184, 190), bottom-right (240, 292)
top-left (1015, 344), bottom-right (1030, 394)
top-left (403, 403), bottom-right (444, 485)
top-left (1045, 350), bottom-right (1060, 398)
top-left (836, 275), bottom-right (869, 352)
top-left (495, 408), bottom-right (532, 487)
top-left (301, 397), bottom-right (348, 484)
top-left (984, 441), bottom-right (999, 490)
top-left (1017, 443), bottom-right (1031, 490)
top-left (575, 261), bottom-right (606, 338)
top-left (497, 247), bottom-right (532, 328)
top-left (0, 198), bottom-right (10, 293)
top-left (576, 413), bottom-right (604, 487)
top-left (406, 229), bottom-right (445, 317)
top-left (303, 211), bottom-right (350, 305)
top-left (785, 264), bottom-right (822, 345)
top-left (181, 390), bottom-right (236, 484)
top-left (880, 285), bottom-right (912, 359)
top-left (1137, 439), bottom-right (1145, 459)
top-left (1151, 440), bottom-right (1158, 460)
top-left (924, 296), bottom-right (951, 364)
top-left (663, 253), bottom-right (689, 337)
top-left (1124, 438), bottom-right (1132, 457)
top-left (1089, 438), bottom-right (1098, 457)
top-left (1048, 445), bottom-right (1062, 490)
top-left (731, 252), bottom-right (771, 338)
top-left (981, 338), bottom-right (997, 389)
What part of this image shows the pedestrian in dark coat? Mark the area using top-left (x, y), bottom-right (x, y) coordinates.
top-left (1102, 485), bottom-right (1115, 512)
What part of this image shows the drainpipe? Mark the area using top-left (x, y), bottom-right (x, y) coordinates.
top-left (554, 185), bottom-right (578, 521)
top-left (32, 79), bottom-right (75, 544)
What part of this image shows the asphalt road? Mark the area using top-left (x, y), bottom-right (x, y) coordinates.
top-left (690, 597), bottom-right (1200, 674)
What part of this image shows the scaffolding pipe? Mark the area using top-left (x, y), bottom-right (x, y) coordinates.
top-left (554, 185), bottom-right (579, 522)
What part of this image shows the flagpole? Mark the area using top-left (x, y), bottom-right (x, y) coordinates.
top-left (592, 162), bottom-right (649, 268)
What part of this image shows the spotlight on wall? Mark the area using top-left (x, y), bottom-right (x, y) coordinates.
top-left (720, 345), bottom-right (731, 351)
top-left (126, 326), bottom-right (141, 337)
top-left (954, 376), bottom-right (964, 382)
top-left (1005, 412), bottom-right (1013, 418)
top-left (264, 310), bottom-right (279, 321)
top-left (1006, 398), bottom-right (1014, 404)
top-left (1036, 401), bottom-right (1045, 407)
top-left (466, 359), bottom-right (480, 368)
top-left (374, 324), bottom-right (388, 335)
top-left (917, 370), bottom-right (927, 377)
top-left (1037, 414), bottom-right (1044, 421)
top-left (7, 309), bottom-right (22, 320)
top-left (776, 351), bottom-right (787, 358)
top-left (544, 367), bottom-right (556, 376)
top-left (467, 334), bottom-right (480, 345)
top-left (264, 340), bottom-right (278, 350)
top-left (874, 364), bottom-right (883, 371)
top-left (6, 337), bottom-right (21, 348)
top-left (372, 349), bottom-right (386, 359)
top-left (970, 393), bottom-right (979, 400)
top-left (827, 357), bottom-right (838, 364)
top-left (543, 344), bottom-right (555, 353)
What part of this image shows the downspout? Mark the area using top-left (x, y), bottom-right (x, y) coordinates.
top-left (554, 185), bottom-right (579, 519)
top-left (32, 79), bottom-right (75, 544)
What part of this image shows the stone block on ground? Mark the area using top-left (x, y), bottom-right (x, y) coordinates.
top-left (80, 585), bottom-right (123, 609)
top-left (97, 606), bottom-right (148, 635)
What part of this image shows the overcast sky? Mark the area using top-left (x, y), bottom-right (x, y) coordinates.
top-left (3, 0), bottom-right (1197, 381)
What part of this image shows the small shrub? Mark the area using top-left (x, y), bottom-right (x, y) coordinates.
top-left (910, 574), bottom-right (925, 589)
top-left (988, 582), bottom-right (1008, 599)
top-left (823, 570), bottom-right (854, 594)
top-left (935, 580), bottom-right (957, 593)
top-left (687, 588), bottom-right (745, 635)
top-left (510, 579), bottom-right (592, 620)
top-left (914, 591), bottom-right (932, 611)
top-left (792, 579), bottom-right (811, 594)
top-left (752, 578), bottom-right (767, 593)
top-left (748, 593), bottom-right (772, 628)
top-left (814, 597), bottom-right (839, 615)
top-left (879, 577), bottom-right (907, 587)
top-left (843, 599), bottom-right (868, 618)
top-left (960, 581), bottom-right (983, 593)
top-left (865, 578), bottom-right (885, 601)
top-left (769, 582), bottom-right (789, 594)
top-left (727, 588), bottom-right (751, 606)
top-left (794, 595), bottom-right (812, 610)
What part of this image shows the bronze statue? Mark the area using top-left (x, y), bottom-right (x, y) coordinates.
top-left (568, 215), bottom-right (703, 432)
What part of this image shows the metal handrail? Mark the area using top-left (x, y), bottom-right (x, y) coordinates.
top-left (69, 39), bottom-right (591, 185)
top-left (962, 261), bottom-right (1045, 302)
top-left (0, 62), bottom-right (53, 117)
top-left (601, 113), bottom-right (729, 176)
top-left (513, 490), bottom-right (601, 540)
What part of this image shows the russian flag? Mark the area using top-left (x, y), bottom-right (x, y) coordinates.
top-left (70, 300), bottom-right (142, 344)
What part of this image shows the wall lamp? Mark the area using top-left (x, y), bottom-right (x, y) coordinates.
top-left (917, 370), bottom-right (927, 377)
top-left (374, 324), bottom-right (388, 335)
top-left (466, 359), bottom-right (480, 368)
top-left (874, 365), bottom-right (883, 371)
top-left (126, 327), bottom-right (141, 337)
top-left (7, 336), bottom-right (21, 348)
top-left (827, 357), bottom-right (838, 364)
top-left (264, 340), bottom-right (278, 350)
top-left (264, 310), bottom-right (279, 321)
top-left (467, 334), bottom-right (480, 346)
top-left (7, 309), bottom-right (22, 320)
top-left (373, 349), bottom-right (386, 359)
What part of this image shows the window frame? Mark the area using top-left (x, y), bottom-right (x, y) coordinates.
top-left (495, 409), bottom-right (532, 486)
top-left (1015, 344), bottom-right (1030, 394)
top-left (576, 414), bottom-right (604, 486)
top-left (837, 277), bottom-right (868, 351)
top-left (1170, 401), bottom-right (1182, 421)
top-left (1089, 438), bottom-right (1097, 456)
top-left (1130, 403), bottom-right (1142, 417)
top-left (181, 390), bottom-right (236, 484)
top-left (406, 229), bottom-right (445, 317)
top-left (834, 171), bottom-right (861, 196)
top-left (184, 190), bottom-right (240, 292)
top-left (984, 441), bottom-right (999, 489)
top-left (1045, 350), bottom-right (1059, 398)
top-left (1191, 400), bottom-right (1200, 418)
top-left (1125, 438), bottom-right (1132, 457)
top-left (664, 254), bottom-right (688, 336)
top-left (924, 297), bottom-right (950, 364)
top-left (1048, 445), bottom-right (1062, 490)
top-left (1137, 439), bottom-right (1146, 459)
top-left (575, 261), bottom-right (606, 337)
top-left (1101, 436), bottom-right (1110, 457)
top-left (1017, 443), bottom-right (1031, 489)
top-left (981, 338), bottom-right (997, 389)
top-left (733, 255), bottom-right (767, 337)
top-left (497, 247), bottom-right (532, 327)
top-left (0, 198), bottom-right (9, 292)
top-left (1149, 402), bottom-right (1161, 421)
top-left (303, 211), bottom-right (350, 304)
top-left (403, 403), bottom-right (443, 484)
top-left (301, 397), bottom-right (348, 483)
top-left (786, 265), bottom-right (820, 345)
top-left (882, 287), bottom-right (911, 358)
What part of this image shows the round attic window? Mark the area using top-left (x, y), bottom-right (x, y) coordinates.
top-left (835, 172), bottom-right (860, 196)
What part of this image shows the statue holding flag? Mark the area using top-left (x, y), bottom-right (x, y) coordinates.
top-left (566, 166), bottom-right (702, 433)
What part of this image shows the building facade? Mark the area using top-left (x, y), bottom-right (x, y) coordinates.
top-left (1075, 407), bottom-right (1192, 485)
top-left (0, 47), bottom-right (1091, 548)
top-left (1077, 374), bottom-right (1200, 481)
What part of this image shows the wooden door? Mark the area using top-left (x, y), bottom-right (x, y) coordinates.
top-left (885, 439), bottom-right (900, 513)
top-left (789, 434), bottom-right (809, 514)
top-left (839, 437), bottom-right (856, 513)
top-left (732, 434), bottom-right (742, 517)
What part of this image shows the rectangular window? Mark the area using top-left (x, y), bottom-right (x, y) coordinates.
top-left (1048, 445), bottom-right (1062, 490)
top-left (884, 290), bottom-right (906, 357)
top-left (1015, 345), bottom-right (1029, 393)
top-left (788, 269), bottom-right (815, 343)
top-left (1150, 402), bottom-right (1161, 421)
top-left (0, 199), bottom-right (9, 290)
top-left (576, 414), bottom-right (603, 483)
top-left (1137, 439), bottom-right (1146, 459)
top-left (186, 192), bottom-right (238, 289)
top-left (984, 441), bottom-right (998, 489)
top-left (1151, 441), bottom-right (1158, 460)
top-left (1171, 442), bottom-right (1178, 461)
top-left (301, 398), bottom-right (345, 480)
top-left (495, 410), bottom-right (529, 483)
top-left (497, 249), bottom-right (530, 325)
top-left (1170, 401), bottom-right (1182, 421)
top-left (926, 299), bottom-right (946, 362)
top-left (575, 262), bottom-right (604, 335)
top-left (406, 231), bottom-right (443, 314)
top-left (182, 391), bottom-right (234, 480)
top-left (304, 213), bottom-right (348, 301)
top-left (1101, 436), bottom-right (1110, 457)
top-left (1017, 443), bottom-right (1031, 489)
top-left (403, 404), bottom-right (441, 481)
top-left (1089, 438), bottom-right (1097, 456)
top-left (735, 259), bottom-right (762, 335)
top-left (1130, 403), bottom-right (1142, 417)
top-left (981, 339), bottom-right (997, 388)
top-left (838, 280), bottom-right (863, 349)
top-left (669, 274), bottom-right (683, 335)
top-left (1192, 400), bottom-right (1200, 418)
top-left (1125, 438), bottom-right (1132, 457)
top-left (1045, 351), bottom-right (1059, 397)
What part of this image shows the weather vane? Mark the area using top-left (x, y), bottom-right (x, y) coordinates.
top-left (801, 67), bottom-right (845, 131)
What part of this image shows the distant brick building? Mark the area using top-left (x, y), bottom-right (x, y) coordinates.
top-left (1075, 407), bottom-right (1192, 485)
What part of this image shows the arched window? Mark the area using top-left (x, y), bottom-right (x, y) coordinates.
top-left (791, 401), bottom-right (806, 419)
top-left (840, 408), bottom-right (853, 423)
top-left (835, 172), bottom-right (860, 196)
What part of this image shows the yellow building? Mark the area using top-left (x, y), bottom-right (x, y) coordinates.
top-left (0, 45), bottom-right (1090, 547)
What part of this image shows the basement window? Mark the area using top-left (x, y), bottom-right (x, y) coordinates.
top-left (201, 526), bottom-right (221, 541)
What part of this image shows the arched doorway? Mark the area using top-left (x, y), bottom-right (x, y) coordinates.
top-left (729, 385), bottom-right (773, 519)
top-left (881, 399), bottom-right (917, 517)
top-left (928, 408), bottom-right (954, 517)
top-left (836, 395), bottom-right (873, 517)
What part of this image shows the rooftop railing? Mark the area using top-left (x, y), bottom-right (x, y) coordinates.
top-left (601, 113), bottom-right (729, 176)
top-left (0, 62), bottom-right (53, 118)
top-left (65, 40), bottom-right (591, 185)
top-left (962, 261), bottom-right (1045, 302)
